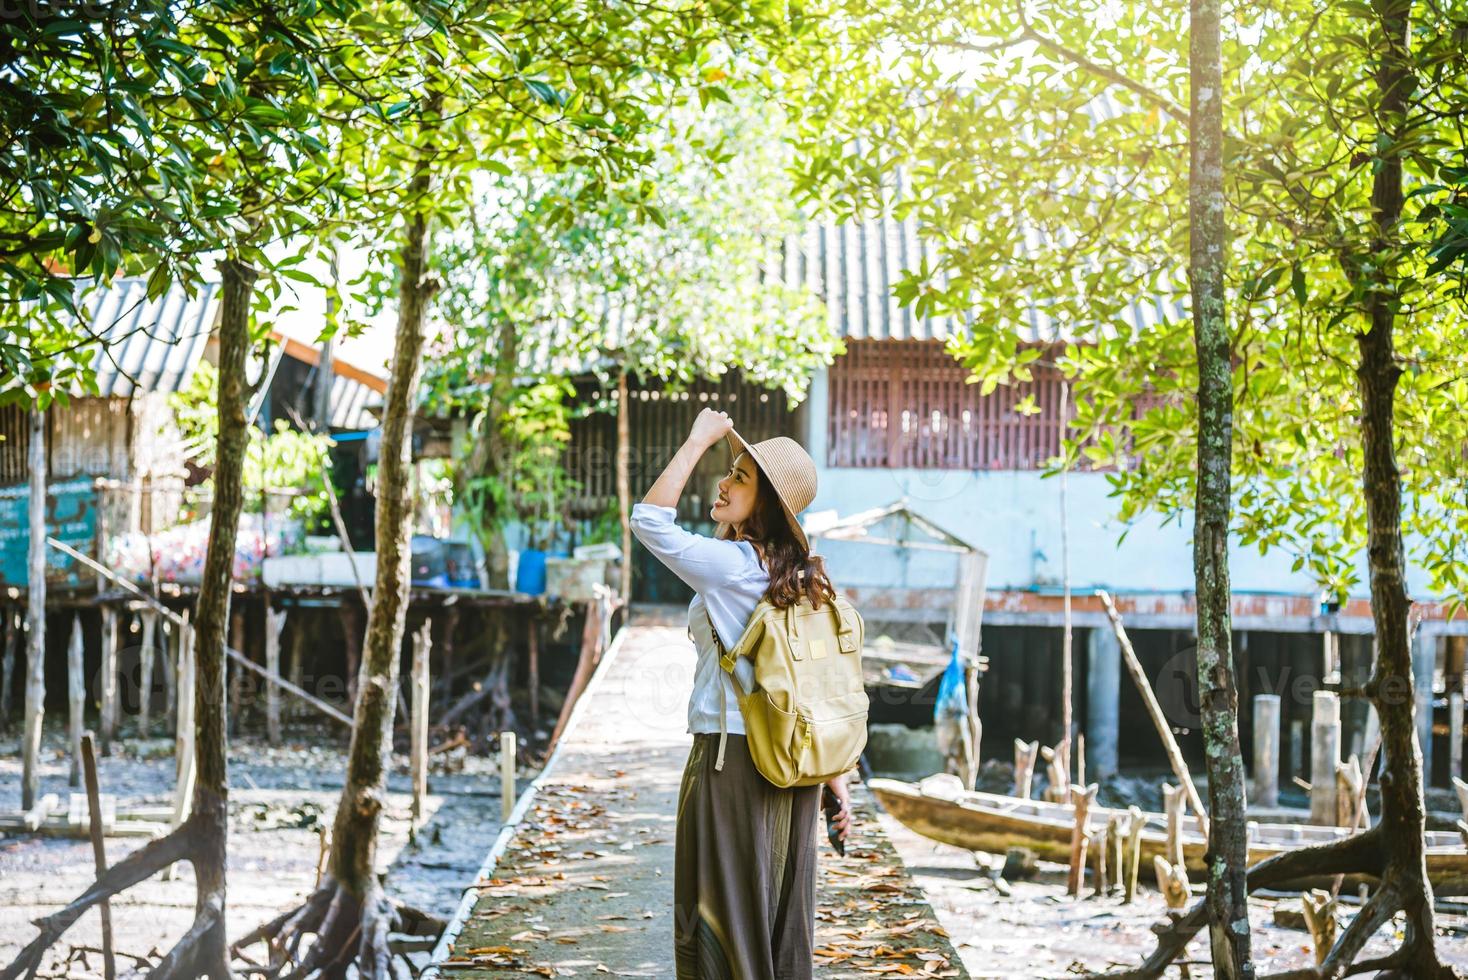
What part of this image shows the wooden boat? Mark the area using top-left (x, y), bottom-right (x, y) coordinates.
top-left (869, 775), bottom-right (1468, 890)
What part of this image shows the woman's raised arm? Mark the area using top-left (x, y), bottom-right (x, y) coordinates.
top-left (640, 408), bottom-right (733, 508)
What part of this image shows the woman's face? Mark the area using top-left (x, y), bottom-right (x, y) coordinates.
top-left (711, 453), bottom-right (759, 527)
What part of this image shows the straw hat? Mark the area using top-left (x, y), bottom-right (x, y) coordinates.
top-left (723, 429), bottom-right (818, 553)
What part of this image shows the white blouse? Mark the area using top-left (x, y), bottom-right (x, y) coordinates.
top-left (628, 502), bottom-right (764, 735)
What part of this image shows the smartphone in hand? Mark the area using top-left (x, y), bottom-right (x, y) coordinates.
top-left (821, 785), bottom-right (846, 857)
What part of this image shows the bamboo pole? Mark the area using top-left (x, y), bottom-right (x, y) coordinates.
top-left (80, 733), bottom-right (116, 980)
top-left (1096, 590), bottom-right (1209, 837)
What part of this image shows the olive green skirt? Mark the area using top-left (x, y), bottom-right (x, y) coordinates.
top-left (674, 732), bottom-right (821, 980)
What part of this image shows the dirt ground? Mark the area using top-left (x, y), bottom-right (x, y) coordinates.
top-left (0, 724), bottom-right (524, 978)
top-left (878, 810), bottom-right (1468, 978)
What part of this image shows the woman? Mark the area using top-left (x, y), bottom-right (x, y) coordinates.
top-left (629, 407), bottom-right (852, 980)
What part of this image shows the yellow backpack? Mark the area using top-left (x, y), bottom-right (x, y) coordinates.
top-left (711, 595), bottom-right (868, 788)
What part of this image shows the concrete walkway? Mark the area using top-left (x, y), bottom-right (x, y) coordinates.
top-left (436, 617), bottom-right (967, 978)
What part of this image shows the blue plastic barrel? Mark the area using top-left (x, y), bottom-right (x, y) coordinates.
top-left (515, 548), bottom-right (547, 595)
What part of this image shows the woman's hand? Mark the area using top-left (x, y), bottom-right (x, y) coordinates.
top-left (825, 773), bottom-right (853, 842)
top-left (688, 407), bottom-right (734, 449)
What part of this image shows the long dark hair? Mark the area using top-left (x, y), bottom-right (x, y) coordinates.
top-left (718, 462), bottom-right (837, 610)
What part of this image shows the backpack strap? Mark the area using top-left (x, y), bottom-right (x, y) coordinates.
top-left (706, 607), bottom-right (733, 772)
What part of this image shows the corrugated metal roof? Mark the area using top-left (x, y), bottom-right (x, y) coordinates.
top-left (328, 372), bottom-right (379, 430)
top-left (76, 278), bottom-right (220, 396)
top-left (786, 93), bottom-right (1188, 342)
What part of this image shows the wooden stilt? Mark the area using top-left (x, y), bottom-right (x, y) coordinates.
top-left (500, 730), bottom-right (517, 823)
top-left (410, 619), bottom-right (431, 826)
top-left (161, 618), bottom-right (177, 730)
top-left (1310, 690), bottom-right (1341, 825)
top-left (340, 602), bottom-right (362, 708)
top-left (1123, 805), bottom-right (1145, 904)
top-left (138, 610), bottom-right (158, 738)
top-left (264, 598), bottom-right (284, 744)
top-left (22, 406), bottom-right (47, 811)
top-left (80, 733), bottom-right (116, 980)
top-left (1013, 738), bottom-right (1039, 799)
top-left (1301, 889), bottom-right (1337, 966)
top-left (1162, 783), bottom-right (1185, 867)
top-left (173, 612), bottom-right (196, 823)
top-left (0, 606), bottom-right (14, 730)
top-left (1108, 813), bottom-right (1123, 896)
top-left (99, 607), bottom-right (118, 755)
top-left (227, 605), bottom-right (246, 736)
top-left (1451, 692), bottom-right (1463, 783)
top-left (1092, 812), bottom-right (1110, 896)
top-left (1253, 693), bottom-right (1280, 808)
top-left (527, 613), bottom-right (540, 737)
top-left (1066, 782), bottom-right (1097, 897)
top-left (287, 612), bottom-right (305, 722)
top-left (68, 616), bottom-right (85, 788)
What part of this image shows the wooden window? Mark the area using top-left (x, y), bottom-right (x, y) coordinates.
top-left (827, 339), bottom-right (1080, 471)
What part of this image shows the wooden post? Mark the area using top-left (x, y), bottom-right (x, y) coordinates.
top-left (1451, 776), bottom-right (1468, 823)
top-left (1310, 690), bottom-right (1341, 825)
top-left (68, 615), bottom-right (84, 788)
top-left (1163, 783), bottom-right (1185, 867)
top-left (500, 730), bottom-right (517, 823)
top-left (227, 605), bottom-right (246, 736)
top-left (138, 610), bottom-right (157, 738)
top-left (1301, 890), bottom-right (1337, 966)
top-left (340, 601), bottom-right (362, 708)
top-left (410, 619), bottom-right (431, 825)
top-left (286, 614), bottom-right (306, 723)
top-left (1450, 692), bottom-right (1463, 783)
top-left (161, 617), bottom-right (177, 730)
top-left (964, 658), bottom-right (983, 789)
top-left (1335, 755), bottom-right (1364, 829)
top-left (264, 597), bottom-right (284, 744)
top-left (1092, 813), bottom-right (1116, 896)
top-left (1066, 782), bottom-right (1097, 897)
top-left (99, 607), bottom-right (118, 755)
top-left (1095, 591), bottom-right (1209, 837)
top-left (1, 606), bottom-right (15, 729)
top-left (527, 612), bottom-right (540, 737)
top-left (1252, 693), bottom-right (1280, 809)
top-left (1124, 805), bottom-right (1145, 904)
top-left (22, 406), bottom-right (46, 811)
top-left (1013, 739), bottom-right (1039, 799)
top-left (1109, 813), bottom-right (1123, 896)
top-left (616, 369), bottom-right (632, 604)
top-left (80, 733), bottom-right (116, 980)
top-left (173, 611), bottom-right (196, 825)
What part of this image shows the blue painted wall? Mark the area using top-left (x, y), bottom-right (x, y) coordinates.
top-left (799, 367), bottom-right (1433, 599)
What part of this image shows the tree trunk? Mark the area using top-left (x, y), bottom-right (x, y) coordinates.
top-left (22, 406), bottom-right (46, 811)
top-left (325, 113), bottom-right (437, 978)
top-left (1353, 5), bottom-right (1443, 974)
top-left (617, 367), bottom-right (632, 603)
top-left (184, 255), bottom-right (259, 978)
top-left (1190, 0), bottom-right (1253, 974)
